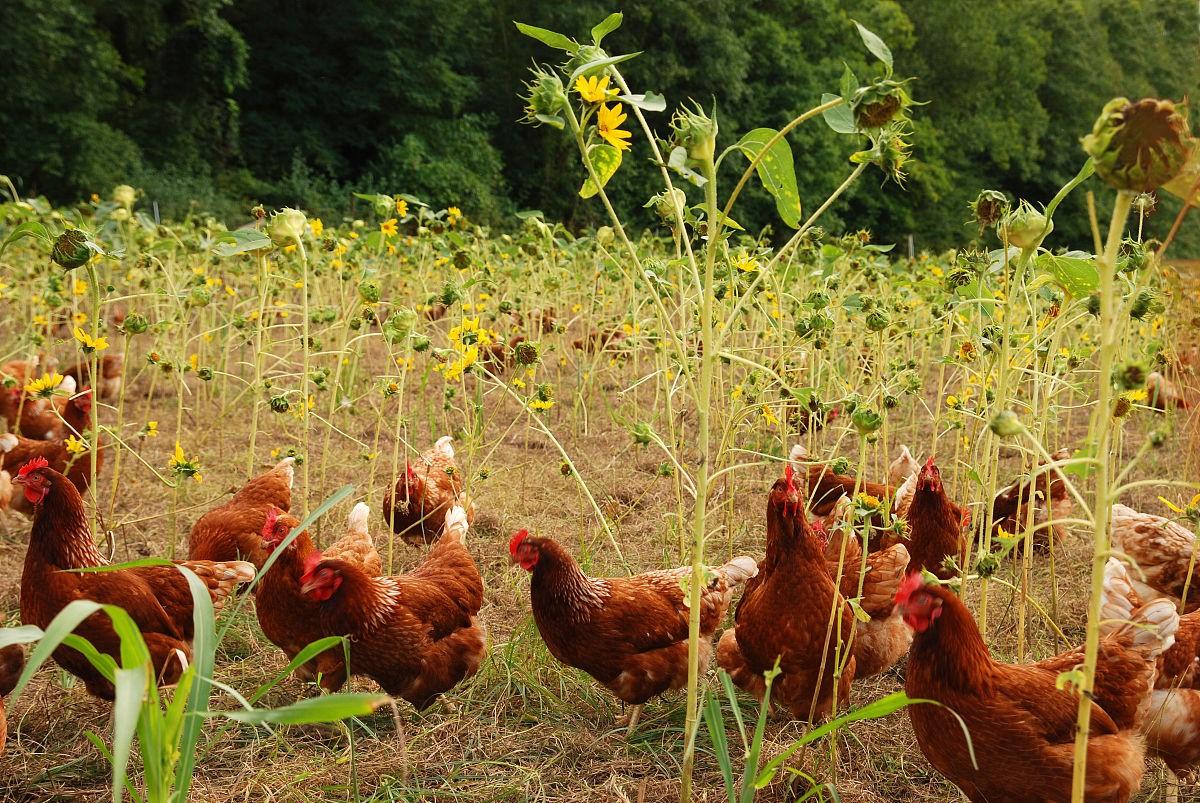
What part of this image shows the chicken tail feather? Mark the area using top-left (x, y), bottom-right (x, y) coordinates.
top-left (1102, 558), bottom-right (1178, 659)
top-left (716, 556), bottom-right (758, 588)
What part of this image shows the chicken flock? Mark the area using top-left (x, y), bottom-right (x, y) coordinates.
top-left (0, 356), bottom-right (1198, 801)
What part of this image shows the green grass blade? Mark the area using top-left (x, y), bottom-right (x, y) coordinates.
top-left (111, 665), bottom-right (149, 803)
top-left (247, 636), bottom-right (346, 705)
top-left (719, 670), bottom-right (748, 750)
top-left (213, 693), bottom-right (390, 726)
top-left (172, 565), bottom-right (217, 801)
top-left (701, 688), bottom-right (737, 803)
top-left (5, 600), bottom-right (103, 704)
top-left (754, 692), bottom-right (915, 787)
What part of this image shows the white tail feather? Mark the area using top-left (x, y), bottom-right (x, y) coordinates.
top-left (444, 504), bottom-right (469, 541)
top-left (434, 435), bottom-right (455, 459)
top-left (347, 502), bottom-right (370, 535)
top-left (718, 556), bottom-right (758, 587)
top-left (0, 433), bottom-right (16, 452)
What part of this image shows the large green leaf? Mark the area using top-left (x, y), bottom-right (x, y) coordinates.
top-left (1035, 251), bottom-right (1099, 298)
top-left (821, 92), bottom-right (856, 134)
top-left (514, 22), bottom-right (579, 53)
top-left (591, 13), bottom-right (623, 45)
top-left (736, 128), bottom-right (802, 228)
top-left (0, 220), bottom-right (51, 257)
top-left (616, 92), bottom-right (666, 112)
top-left (211, 229), bottom-right (272, 257)
top-left (173, 564), bottom-right (218, 800)
top-left (566, 52), bottom-right (643, 86)
top-left (579, 144), bottom-right (622, 199)
top-left (853, 21), bottom-right (893, 73)
top-left (1164, 143), bottom-right (1200, 204)
top-left (215, 693), bottom-right (391, 725)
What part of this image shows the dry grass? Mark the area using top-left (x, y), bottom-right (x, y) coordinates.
top-left (0, 300), bottom-right (1197, 802)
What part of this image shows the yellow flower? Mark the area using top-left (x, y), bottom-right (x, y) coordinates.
top-left (143, 421), bottom-right (159, 438)
top-left (529, 398), bottom-right (555, 411)
top-left (732, 253), bottom-right (759, 273)
top-left (572, 303), bottom-right (582, 313)
top-left (447, 206), bottom-right (462, 225)
top-left (310, 218), bottom-right (324, 238)
top-left (512, 377), bottom-right (526, 390)
top-left (32, 314), bottom-right (48, 326)
top-left (395, 198), bottom-right (408, 217)
top-left (1126, 388), bottom-right (1149, 403)
top-left (169, 441), bottom-right (203, 482)
top-left (73, 279), bottom-right (88, 296)
top-left (760, 404), bottom-right (780, 427)
top-left (25, 372), bottom-right (66, 398)
top-left (1160, 494), bottom-right (1200, 515)
top-left (387, 244), bottom-right (396, 256)
top-left (64, 435), bottom-right (87, 455)
top-left (575, 75), bottom-right (618, 104)
top-left (731, 384), bottom-right (743, 401)
top-left (380, 218), bottom-right (398, 237)
top-left (596, 103), bottom-right (632, 151)
top-left (349, 231), bottom-right (359, 240)
top-left (854, 492), bottom-right (882, 510)
top-left (945, 394), bottom-right (961, 409)
top-left (73, 311), bottom-right (88, 326)
top-left (188, 354), bottom-right (200, 372)
top-left (74, 327), bottom-right (109, 354)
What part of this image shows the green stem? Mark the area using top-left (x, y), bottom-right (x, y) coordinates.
top-left (1070, 189), bottom-right (1133, 803)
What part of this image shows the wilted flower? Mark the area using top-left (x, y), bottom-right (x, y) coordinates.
top-left (51, 229), bottom-right (93, 270)
top-left (969, 190), bottom-right (1009, 231)
top-left (851, 78), bottom-right (913, 130)
top-left (1082, 97), bottom-right (1193, 192)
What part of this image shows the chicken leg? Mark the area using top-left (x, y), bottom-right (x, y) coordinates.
top-left (616, 704), bottom-right (643, 735)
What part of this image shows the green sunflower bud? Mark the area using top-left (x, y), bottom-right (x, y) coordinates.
top-left (358, 281), bottom-right (381, 304)
top-left (198, 367), bottom-right (214, 382)
top-left (268, 208), bottom-right (308, 247)
top-left (989, 410), bottom-right (1023, 438)
top-left (670, 101), bottom-right (719, 164)
top-left (121, 312), bottom-right (149, 335)
top-left (112, 184), bottom-right (136, 209)
top-left (851, 407), bottom-right (883, 436)
top-left (51, 229), bottom-right (92, 270)
top-left (1000, 200), bottom-right (1051, 250)
top-left (521, 65), bottom-right (568, 129)
top-left (187, 287), bottom-right (211, 308)
top-left (1129, 288), bottom-right (1163, 321)
top-left (1082, 97), bottom-right (1193, 192)
top-left (269, 395), bottom-right (290, 414)
top-left (865, 309), bottom-right (890, 332)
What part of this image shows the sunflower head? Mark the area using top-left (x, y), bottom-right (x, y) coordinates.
top-left (1082, 97), bottom-right (1193, 192)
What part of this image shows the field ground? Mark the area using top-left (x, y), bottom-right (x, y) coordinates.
top-left (1, 281), bottom-right (1197, 803)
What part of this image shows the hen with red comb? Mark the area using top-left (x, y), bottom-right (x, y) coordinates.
top-left (383, 435), bottom-right (474, 545)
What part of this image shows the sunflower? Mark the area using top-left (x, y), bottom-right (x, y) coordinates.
top-left (575, 75), bottom-right (617, 104)
top-left (74, 327), bottom-right (109, 354)
top-left (596, 103), bottom-right (632, 152)
top-left (380, 218), bottom-right (398, 237)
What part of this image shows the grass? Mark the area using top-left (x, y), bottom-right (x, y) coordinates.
top-left (1, 258), bottom-right (1195, 800)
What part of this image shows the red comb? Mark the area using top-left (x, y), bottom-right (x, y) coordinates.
top-left (301, 549), bottom-right (324, 576)
top-left (262, 506), bottom-right (281, 538)
top-left (18, 457), bottom-right (49, 477)
top-left (894, 572), bottom-right (925, 607)
top-left (509, 529), bottom-right (529, 556)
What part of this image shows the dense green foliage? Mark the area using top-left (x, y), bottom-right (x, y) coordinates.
top-left (1, 0), bottom-right (1196, 252)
